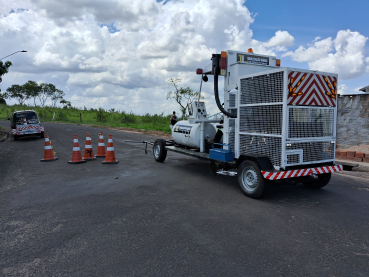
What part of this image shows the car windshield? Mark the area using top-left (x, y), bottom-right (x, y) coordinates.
top-left (15, 112), bottom-right (39, 123)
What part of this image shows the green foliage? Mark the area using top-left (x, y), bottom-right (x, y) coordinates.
top-left (4, 80), bottom-right (65, 107)
top-left (55, 111), bottom-right (68, 121)
top-left (37, 107), bottom-right (52, 119)
top-left (0, 61), bottom-right (12, 83)
top-left (39, 83), bottom-right (56, 106)
top-left (23, 80), bottom-right (41, 106)
top-left (166, 77), bottom-right (202, 118)
top-left (0, 104), bottom-right (173, 134)
top-left (121, 111), bottom-right (136, 125)
top-left (0, 93), bottom-right (6, 105)
top-left (5, 84), bottom-right (29, 104)
top-left (51, 89), bottom-right (65, 107)
top-left (60, 99), bottom-right (72, 108)
top-left (95, 108), bottom-right (109, 122)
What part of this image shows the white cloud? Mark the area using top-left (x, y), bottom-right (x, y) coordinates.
top-left (30, 0), bottom-right (160, 31)
top-left (2, 1), bottom-right (366, 116)
top-left (263, 30), bottom-right (294, 48)
top-left (283, 30), bottom-right (368, 80)
top-left (283, 37), bottom-right (333, 62)
top-left (338, 84), bottom-right (349, 95)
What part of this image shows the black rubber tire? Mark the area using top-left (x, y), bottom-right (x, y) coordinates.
top-left (14, 135), bottom-right (18, 141)
top-left (210, 161), bottom-right (218, 175)
top-left (303, 173), bottom-right (331, 189)
top-left (237, 160), bottom-right (266, 199)
top-left (153, 139), bottom-right (167, 162)
top-left (40, 131), bottom-right (45, 138)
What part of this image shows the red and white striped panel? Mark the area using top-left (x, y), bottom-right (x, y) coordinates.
top-left (287, 71), bottom-right (337, 107)
top-left (17, 125), bottom-right (39, 131)
top-left (12, 129), bottom-right (17, 134)
top-left (261, 165), bottom-right (343, 180)
top-left (41, 126), bottom-right (44, 131)
top-left (310, 165), bottom-right (343, 174)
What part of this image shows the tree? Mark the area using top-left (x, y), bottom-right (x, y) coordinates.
top-left (0, 93), bottom-right (6, 105)
top-left (51, 89), bottom-right (65, 107)
top-left (5, 84), bottom-right (29, 105)
top-left (60, 99), bottom-right (71, 108)
top-left (23, 80), bottom-right (41, 106)
top-left (38, 83), bottom-right (56, 106)
top-left (166, 77), bottom-right (202, 119)
top-left (0, 61), bottom-right (12, 84)
top-left (0, 61), bottom-right (12, 104)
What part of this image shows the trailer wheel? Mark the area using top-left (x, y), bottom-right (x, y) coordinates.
top-left (153, 139), bottom-right (167, 162)
top-left (237, 160), bottom-right (266, 199)
top-left (40, 131), bottom-right (45, 138)
top-left (14, 135), bottom-right (18, 141)
top-left (303, 173), bottom-right (331, 189)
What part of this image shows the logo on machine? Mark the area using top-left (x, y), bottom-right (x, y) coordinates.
top-left (173, 125), bottom-right (192, 134)
top-left (237, 54), bottom-right (269, 65)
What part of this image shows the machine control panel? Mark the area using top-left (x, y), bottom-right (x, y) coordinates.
top-left (189, 101), bottom-right (208, 121)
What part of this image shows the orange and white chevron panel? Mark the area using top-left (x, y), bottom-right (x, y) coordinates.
top-left (287, 71), bottom-right (337, 107)
top-left (261, 165), bottom-right (343, 180)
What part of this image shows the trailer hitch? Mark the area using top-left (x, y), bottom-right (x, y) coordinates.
top-left (143, 141), bottom-right (154, 154)
top-left (143, 140), bottom-right (175, 154)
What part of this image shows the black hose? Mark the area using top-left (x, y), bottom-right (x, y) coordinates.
top-left (214, 64), bottom-right (236, 118)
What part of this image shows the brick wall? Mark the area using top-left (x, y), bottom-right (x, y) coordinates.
top-left (337, 94), bottom-right (369, 148)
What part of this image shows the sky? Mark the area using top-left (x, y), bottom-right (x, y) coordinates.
top-left (0, 0), bottom-right (368, 116)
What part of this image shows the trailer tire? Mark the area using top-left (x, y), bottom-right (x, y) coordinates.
top-left (153, 139), bottom-right (167, 162)
top-left (303, 173), bottom-right (331, 189)
top-left (237, 160), bottom-right (266, 199)
top-left (40, 131), bottom-right (45, 138)
top-left (14, 135), bottom-right (18, 141)
top-left (210, 161), bottom-right (218, 175)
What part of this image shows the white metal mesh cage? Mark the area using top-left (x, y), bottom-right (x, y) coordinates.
top-left (236, 68), bottom-right (336, 168)
top-left (240, 72), bottom-right (284, 104)
top-left (288, 107), bottom-right (334, 138)
top-left (228, 118), bottom-right (236, 151)
top-left (286, 141), bottom-right (335, 164)
top-left (240, 105), bottom-right (283, 135)
top-left (287, 154), bottom-right (300, 165)
top-left (239, 135), bottom-right (282, 167)
top-left (229, 93), bottom-right (237, 108)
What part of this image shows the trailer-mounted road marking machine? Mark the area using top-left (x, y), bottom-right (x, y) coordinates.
top-left (144, 48), bottom-right (342, 198)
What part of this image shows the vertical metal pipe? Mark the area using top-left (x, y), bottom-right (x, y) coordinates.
top-left (197, 74), bottom-right (203, 104)
top-left (200, 122), bottom-right (205, 153)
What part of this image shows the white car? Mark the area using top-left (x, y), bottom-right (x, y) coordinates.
top-left (10, 110), bottom-right (44, 141)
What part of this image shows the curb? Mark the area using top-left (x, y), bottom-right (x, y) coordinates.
top-left (336, 160), bottom-right (369, 173)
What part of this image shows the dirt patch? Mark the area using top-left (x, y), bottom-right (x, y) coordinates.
top-left (107, 126), bottom-right (172, 140)
top-left (0, 129), bottom-right (10, 142)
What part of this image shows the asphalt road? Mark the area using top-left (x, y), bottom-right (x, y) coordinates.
top-left (1, 121), bottom-right (368, 277)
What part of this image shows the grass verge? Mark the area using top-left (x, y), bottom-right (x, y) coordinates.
top-left (0, 104), bottom-right (173, 134)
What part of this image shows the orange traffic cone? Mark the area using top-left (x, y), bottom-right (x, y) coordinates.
top-left (68, 134), bottom-right (86, 164)
top-left (23, 117), bottom-right (27, 125)
top-left (83, 132), bottom-right (96, 160)
top-left (102, 134), bottom-right (119, 164)
top-left (95, 131), bottom-right (106, 158)
top-left (40, 134), bottom-right (58, 162)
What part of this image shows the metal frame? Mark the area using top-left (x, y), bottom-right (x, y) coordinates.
top-left (233, 66), bottom-right (338, 170)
